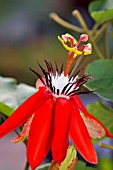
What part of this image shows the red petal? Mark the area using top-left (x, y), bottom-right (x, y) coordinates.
top-left (11, 115), bottom-right (34, 143)
top-left (0, 87), bottom-right (49, 138)
top-left (69, 101), bottom-right (98, 164)
top-left (27, 97), bottom-right (55, 170)
top-left (52, 98), bottom-right (72, 164)
top-left (73, 96), bottom-right (113, 138)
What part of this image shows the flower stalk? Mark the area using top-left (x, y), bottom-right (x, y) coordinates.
top-left (49, 12), bottom-right (84, 33)
top-left (99, 143), bottom-right (113, 150)
top-left (94, 21), bottom-right (111, 42)
top-left (50, 9), bottom-right (112, 60)
top-left (72, 10), bottom-right (104, 59)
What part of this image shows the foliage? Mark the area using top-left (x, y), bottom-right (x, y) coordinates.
top-left (98, 159), bottom-right (113, 170)
top-left (36, 161), bottom-right (98, 170)
top-left (0, 102), bottom-right (14, 117)
top-left (84, 59), bottom-right (113, 102)
top-left (87, 100), bottom-right (113, 134)
top-left (89, 0), bottom-right (113, 23)
top-left (0, 76), bottom-right (36, 110)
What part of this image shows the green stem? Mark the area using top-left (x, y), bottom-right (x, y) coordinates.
top-left (94, 22), bottom-right (111, 42)
top-left (99, 143), bottom-right (113, 150)
top-left (103, 32), bottom-right (110, 58)
top-left (49, 12), bottom-right (84, 33)
top-left (72, 10), bottom-right (104, 59)
top-left (24, 161), bottom-right (29, 170)
top-left (92, 23), bottom-right (99, 35)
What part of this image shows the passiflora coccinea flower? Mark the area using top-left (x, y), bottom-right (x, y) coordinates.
top-left (0, 34), bottom-right (113, 170)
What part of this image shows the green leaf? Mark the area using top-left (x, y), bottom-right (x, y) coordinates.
top-left (87, 100), bottom-right (113, 137)
top-left (85, 168), bottom-right (98, 170)
top-left (89, 0), bottom-right (113, 13)
top-left (89, 0), bottom-right (113, 23)
top-left (74, 160), bottom-right (98, 170)
top-left (91, 8), bottom-right (113, 24)
top-left (0, 76), bottom-right (36, 110)
top-left (74, 160), bottom-right (86, 170)
top-left (85, 59), bottom-right (113, 102)
top-left (0, 102), bottom-right (14, 117)
top-left (97, 159), bottom-right (113, 170)
top-left (36, 163), bottom-right (50, 170)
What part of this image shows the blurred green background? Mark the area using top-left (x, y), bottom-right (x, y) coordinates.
top-left (0, 0), bottom-right (94, 86)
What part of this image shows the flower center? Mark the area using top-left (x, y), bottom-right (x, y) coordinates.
top-left (29, 61), bottom-right (93, 97)
top-left (50, 72), bottom-right (78, 95)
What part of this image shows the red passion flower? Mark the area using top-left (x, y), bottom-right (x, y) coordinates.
top-left (0, 34), bottom-right (113, 170)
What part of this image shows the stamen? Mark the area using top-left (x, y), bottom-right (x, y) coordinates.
top-left (76, 39), bottom-right (81, 48)
top-left (76, 34), bottom-right (88, 47)
top-left (58, 33), bottom-right (92, 77)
